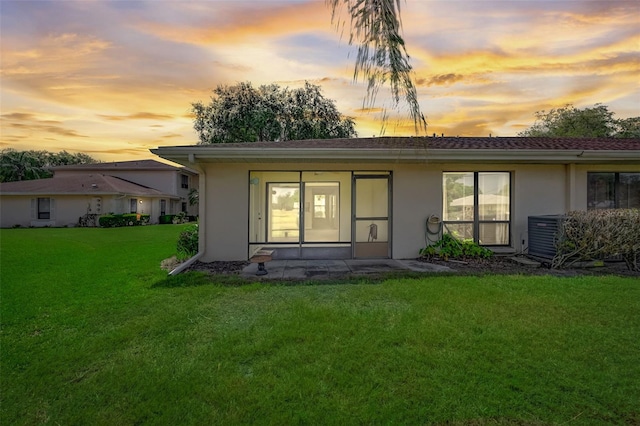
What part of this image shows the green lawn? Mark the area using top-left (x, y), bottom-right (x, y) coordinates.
top-left (1, 227), bottom-right (639, 425)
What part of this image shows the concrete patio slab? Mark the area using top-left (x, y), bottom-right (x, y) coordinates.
top-left (241, 258), bottom-right (453, 280)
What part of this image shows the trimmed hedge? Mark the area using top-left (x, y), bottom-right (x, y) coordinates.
top-left (159, 215), bottom-right (175, 224)
top-left (159, 214), bottom-right (197, 224)
top-left (99, 214), bottom-right (150, 228)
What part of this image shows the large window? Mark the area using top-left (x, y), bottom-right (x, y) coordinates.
top-left (38, 197), bottom-right (51, 219)
top-left (443, 172), bottom-right (510, 245)
top-left (588, 172), bottom-right (640, 209)
top-left (250, 171), bottom-right (350, 246)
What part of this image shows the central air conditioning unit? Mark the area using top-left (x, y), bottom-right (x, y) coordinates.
top-left (528, 215), bottom-right (565, 259)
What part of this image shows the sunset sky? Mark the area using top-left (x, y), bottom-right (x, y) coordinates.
top-left (1, 0), bottom-right (639, 162)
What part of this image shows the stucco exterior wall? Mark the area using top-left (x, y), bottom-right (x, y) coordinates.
top-left (391, 164), bottom-right (441, 259)
top-left (196, 161), bottom-right (636, 262)
top-left (392, 163), bottom-right (568, 256)
top-left (201, 164), bottom-right (249, 262)
top-left (0, 194), bottom-right (168, 228)
top-left (52, 169), bottom-right (199, 217)
top-left (1, 195), bottom-right (104, 228)
top-left (511, 165), bottom-right (567, 252)
top-left (1, 196), bottom-right (33, 227)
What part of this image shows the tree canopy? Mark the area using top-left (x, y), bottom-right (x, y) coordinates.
top-left (0, 149), bottom-right (98, 182)
top-left (192, 81), bottom-right (357, 144)
top-left (327, 0), bottom-right (426, 133)
top-left (518, 104), bottom-right (640, 138)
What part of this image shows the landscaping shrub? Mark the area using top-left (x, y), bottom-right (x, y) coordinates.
top-left (553, 209), bottom-right (640, 271)
top-left (172, 211), bottom-right (188, 224)
top-left (99, 214), bottom-right (150, 228)
top-left (177, 224), bottom-right (198, 260)
top-left (420, 233), bottom-right (494, 260)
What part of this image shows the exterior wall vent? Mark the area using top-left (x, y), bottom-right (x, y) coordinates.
top-left (527, 215), bottom-right (565, 259)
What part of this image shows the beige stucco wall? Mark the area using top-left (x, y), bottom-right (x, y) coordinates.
top-left (196, 161), bottom-right (639, 262)
top-left (391, 164), bottom-right (441, 258)
top-left (1, 195), bottom-right (104, 228)
top-left (1, 196), bottom-right (34, 227)
top-left (0, 194), bottom-right (168, 228)
top-left (201, 164), bottom-right (249, 262)
top-left (53, 169), bottom-right (199, 217)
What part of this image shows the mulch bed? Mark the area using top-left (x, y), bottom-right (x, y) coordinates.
top-left (186, 260), bottom-right (250, 274)
top-left (418, 256), bottom-right (640, 277)
top-left (183, 256), bottom-right (639, 278)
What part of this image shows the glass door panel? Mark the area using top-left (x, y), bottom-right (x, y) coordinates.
top-left (304, 182), bottom-right (339, 242)
top-left (267, 183), bottom-right (300, 242)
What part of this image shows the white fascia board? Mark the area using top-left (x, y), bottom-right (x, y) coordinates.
top-left (151, 147), bottom-right (640, 165)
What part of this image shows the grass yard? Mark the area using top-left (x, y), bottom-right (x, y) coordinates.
top-left (1, 227), bottom-right (639, 425)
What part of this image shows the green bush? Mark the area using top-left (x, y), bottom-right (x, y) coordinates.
top-left (177, 224), bottom-right (199, 261)
top-left (99, 214), bottom-right (150, 228)
top-left (172, 212), bottom-right (188, 224)
top-left (420, 233), bottom-right (493, 260)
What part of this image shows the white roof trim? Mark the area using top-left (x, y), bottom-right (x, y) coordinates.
top-left (151, 146), bottom-right (640, 165)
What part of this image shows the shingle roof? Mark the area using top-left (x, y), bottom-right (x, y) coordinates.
top-left (152, 136), bottom-right (640, 166)
top-left (0, 174), bottom-right (175, 197)
top-left (53, 159), bottom-right (181, 171)
top-left (170, 137), bottom-right (640, 151)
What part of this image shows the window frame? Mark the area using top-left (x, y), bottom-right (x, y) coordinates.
top-left (587, 172), bottom-right (640, 210)
top-left (37, 197), bottom-right (51, 220)
top-left (181, 174), bottom-right (189, 189)
top-left (442, 171), bottom-right (511, 246)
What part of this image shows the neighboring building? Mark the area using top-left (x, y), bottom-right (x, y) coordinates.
top-left (0, 160), bottom-right (198, 228)
top-left (151, 137), bottom-right (640, 262)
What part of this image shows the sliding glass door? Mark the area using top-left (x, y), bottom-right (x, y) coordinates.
top-left (267, 183), bottom-right (300, 242)
top-left (249, 171), bottom-right (390, 259)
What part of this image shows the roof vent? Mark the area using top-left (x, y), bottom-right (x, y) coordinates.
top-left (91, 183), bottom-right (98, 189)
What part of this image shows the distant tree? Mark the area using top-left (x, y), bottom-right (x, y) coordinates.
top-left (47, 150), bottom-right (98, 166)
top-left (326, 0), bottom-right (426, 132)
top-left (0, 150), bottom-right (44, 182)
top-left (192, 81), bottom-right (356, 144)
top-left (0, 149), bottom-right (99, 182)
top-left (615, 117), bottom-right (640, 138)
top-left (518, 104), bottom-right (639, 138)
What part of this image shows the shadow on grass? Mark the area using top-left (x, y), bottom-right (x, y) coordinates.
top-left (151, 269), bottom-right (452, 289)
top-left (151, 272), bottom-right (252, 288)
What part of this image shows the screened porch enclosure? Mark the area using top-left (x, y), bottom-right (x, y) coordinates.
top-left (248, 171), bottom-right (390, 259)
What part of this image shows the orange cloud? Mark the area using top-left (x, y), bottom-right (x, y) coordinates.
top-left (98, 112), bottom-right (174, 121)
top-left (135, 2), bottom-right (330, 46)
top-left (416, 74), bottom-right (465, 87)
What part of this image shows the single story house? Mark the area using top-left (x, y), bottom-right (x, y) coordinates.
top-left (0, 160), bottom-right (198, 228)
top-left (151, 137), bottom-right (640, 262)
